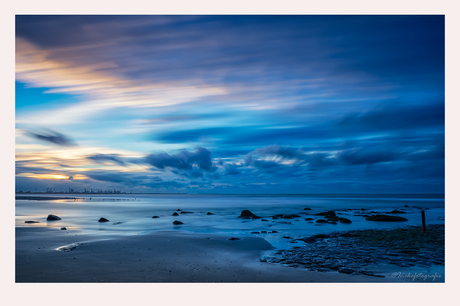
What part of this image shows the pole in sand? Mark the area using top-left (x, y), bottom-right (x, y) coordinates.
top-left (421, 210), bottom-right (426, 233)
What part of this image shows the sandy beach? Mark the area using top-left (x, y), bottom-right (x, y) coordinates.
top-left (16, 227), bottom-right (394, 283)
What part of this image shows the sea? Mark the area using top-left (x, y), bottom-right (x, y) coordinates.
top-left (16, 193), bottom-right (445, 250)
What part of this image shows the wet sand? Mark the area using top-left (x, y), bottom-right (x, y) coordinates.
top-left (16, 227), bottom-right (388, 283)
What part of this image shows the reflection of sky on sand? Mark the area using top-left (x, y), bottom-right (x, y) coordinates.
top-left (16, 194), bottom-right (444, 250)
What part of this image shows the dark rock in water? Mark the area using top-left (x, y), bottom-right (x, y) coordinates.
top-left (206, 212), bottom-right (214, 215)
top-left (113, 222), bottom-right (122, 225)
top-left (261, 231), bottom-right (267, 234)
top-left (277, 221), bottom-right (292, 224)
top-left (177, 209), bottom-right (181, 211)
top-left (339, 218), bottom-right (352, 224)
top-left (366, 214), bottom-right (408, 221)
top-left (271, 230), bottom-right (278, 233)
top-left (302, 237), bottom-right (317, 243)
top-left (272, 216), bottom-right (279, 220)
top-left (250, 231), bottom-right (260, 234)
top-left (314, 211), bottom-right (336, 218)
top-left (327, 217), bottom-right (339, 221)
top-left (339, 268), bottom-right (355, 274)
top-left (388, 209), bottom-right (407, 214)
top-left (261, 218), bottom-right (268, 221)
top-left (173, 220), bottom-right (184, 225)
top-left (313, 234), bottom-right (329, 238)
top-left (180, 211), bottom-right (194, 214)
top-left (404, 205), bottom-right (409, 207)
top-left (304, 218), bottom-right (314, 221)
top-left (282, 236), bottom-right (291, 239)
top-left (303, 207), bottom-right (312, 210)
top-left (24, 221), bottom-right (39, 223)
top-left (283, 214), bottom-right (301, 219)
top-left (172, 212), bottom-right (179, 216)
top-left (238, 210), bottom-right (261, 219)
top-left (273, 214), bottom-right (284, 218)
top-left (316, 219), bottom-right (328, 223)
top-left (228, 237), bottom-right (240, 241)
top-left (329, 221), bottom-right (337, 224)
top-left (61, 227), bottom-right (67, 230)
top-left (46, 214), bottom-right (61, 221)
top-left (98, 217), bottom-right (109, 222)
top-left (152, 216), bottom-right (160, 218)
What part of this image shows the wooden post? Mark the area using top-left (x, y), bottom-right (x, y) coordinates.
top-left (421, 210), bottom-right (426, 233)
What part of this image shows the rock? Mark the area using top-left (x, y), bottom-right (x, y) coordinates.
top-left (261, 231), bottom-right (267, 234)
top-left (302, 237), bottom-right (317, 243)
top-left (113, 222), bottom-right (122, 225)
top-left (313, 234), bottom-right (329, 238)
top-left (283, 214), bottom-right (301, 219)
top-left (238, 210), bottom-right (261, 219)
top-left (173, 220), bottom-right (183, 225)
top-left (172, 212), bottom-right (179, 216)
top-left (24, 221), bottom-right (39, 223)
top-left (339, 218), bottom-right (352, 224)
top-left (98, 217), bottom-right (109, 222)
top-left (272, 216), bottom-right (279, 220)
top-left (303, 207), bottom-right (312, 210)
top-left (177, 209), bottom-right (181, 211)
top-left (152, 216), bottom-right (160, 218)
top-left (250, 231), bottom-right (260, 234)
top-left (206, 212), bottom-right (214, 215)
top-left (327, 217), bottom-right (339, 221)
top-left (271, 230), bottom-right (278, 233)
top-left (329, 221), bottom-right (337, 224)
top-left (180, 211), bottom-right (194, 214)
top-left (365, 214), bottom-right (408, 221)
top-left (282, 236), bottom-right (291, 239)
top-left (316, 219), bottom-right (328, 223)
top-left (404, 205), bottom-right (409, 207)
top-left (61, 227), bottom-right (67, 230)
top-left (228, 237), bottom-right (240, 241)
top-left (338, 268), bottom-right (355, 274)
top-left (261, 218), bottom-right (268, 221)
top-left (46, 214), bottom-right (61, 221)
top-left (314, 211), bottom-right (336, 218)
top-left (304, 218), bottom-right (314, 221)
top-left (388, 209), bottom-right (407, 214)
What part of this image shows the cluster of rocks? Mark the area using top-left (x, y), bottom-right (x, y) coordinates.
top-left (261, 224), bottom-right (445, 277)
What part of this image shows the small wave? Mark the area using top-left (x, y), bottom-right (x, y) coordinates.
top-left (56, 242), bottom-right (83, 252)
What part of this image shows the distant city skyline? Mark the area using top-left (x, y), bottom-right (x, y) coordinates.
top-left (15, 15), bottom-right (445, 194)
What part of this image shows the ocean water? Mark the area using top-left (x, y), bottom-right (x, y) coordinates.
top-left (16, 194), bottom-right (445, 249)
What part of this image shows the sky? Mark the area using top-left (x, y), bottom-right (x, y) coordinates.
top-left (15, 15), bottom-right (445, 194)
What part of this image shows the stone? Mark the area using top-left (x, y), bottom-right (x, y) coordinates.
top-left (261, 231), bottom-right (267, 234)
top-left (271, 230), bottom-right (278, 233)
top-left (152, 216), bottom-right (160, 218)
top-left (173, 220), bottom-right (184, 225)
top-left (98, 217), bottom-right (109, 222)
top-left (61, 227), bottom-right (67, 230)
top-left (365, 214), bottom-right (408, 221)
top-left (172, 212), bottom-right (179, 216)
top-left (24, 221), bottom-right (39, 223)
top-left (228, 237), bottom-right (240, 241)
top-left (238, 210), bottom-right (261, 219)
top-left (316, 219), bottom-right (328, 223)
top-left (388, 209), bottom-right (407, 214)
top-left (261, 218), bottom-right (268, 221)
top-left (180, 211), bottom-right (194, 214)
top-left (206, 212), bottom-right (214, 215)
top-left (283, 214), bottom-right (301, 219)
top-left (329, 221), bottom-right (337, 224)
top-left (339, 218), bottom-right (352, 224)
top-left (338, 268), bottom-right (355, 274)
top-left (304, 218), bottom-right (314, 221)
top-left (177, 209), bottom-right (181, 211)
top-left (250, 231), bottom-right (260, 234)
top-left (314, 211), bottom-right (336, 217)
top-left (303, 207), bottom-right (312, 210)
top-left (46, 214), bottom-right (61, 221)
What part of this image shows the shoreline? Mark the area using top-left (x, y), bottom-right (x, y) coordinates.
top-left (15, 225), bottom-right (444, 282)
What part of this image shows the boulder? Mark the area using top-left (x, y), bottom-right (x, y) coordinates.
top-left (261, 218), bottom-right (268, 221)
top-left (177, 209), bottom-right (181, 211)
top-left (173, 220), bottom-right (184, 225)
top-left (283, 214), bottom-right (301, 219)
top-left (61, 227), bottom-right (67, 230)
top-left (98, 217), bottom-right (109, 222)
top-left (339, 218), bottom-right (352, 224)
top-left (250, 231), bottom-right (260, 234)
top-left (303, 207), bottom-right (312, 210)
top-left (24, 221), bottom-right (39, 223)
top-left (339, 268), bottom-right (355, 274)
top-left (316, 219), bottom-right (328, 223)
top-left (46, 214), bottom-right (61, 221)
top-left (180, 211), bottom-right (194, 214)
top-left (388, 209), bottom-right (407, 214)
top-left (152, 216), bottom-right (160, 218)
top-left (365, 214), bottom-right (408, 221)
top-left (304, 218), bottom-right (314, 221)
top-left (329, 221), bottom-right (337, 224)
top-left (271, 230), bottom-right (278, 233)
top-left (206, 212), bottom-right (214, 215)
top-left (172, 212), bottom-right (179, 216)
top-left (228, 237), bottom-right (240, 241)
top-left (314, 211), bottom-right (336, 218)
top-left (238, 210), bottom-right (261, 219)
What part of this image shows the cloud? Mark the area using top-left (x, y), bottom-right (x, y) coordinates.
top-left (87, 154), bottom-right (126, 166)
top-left (25, 128), bottom-right (75, 146)
top-left (145, 146), bottom-right (216, 172)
